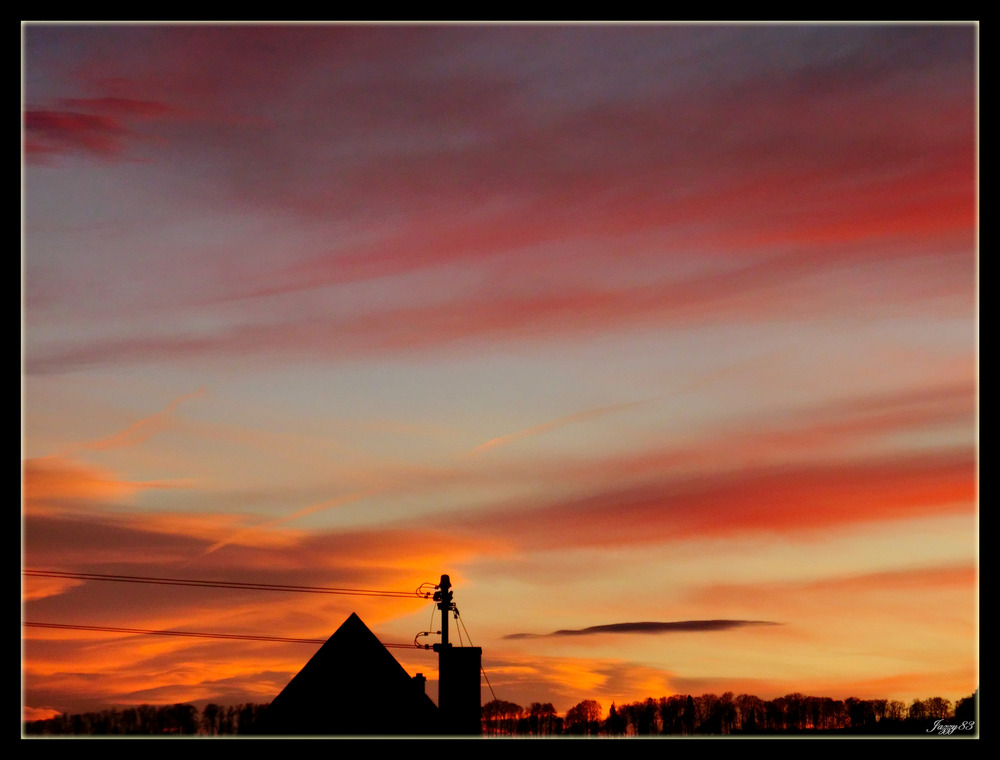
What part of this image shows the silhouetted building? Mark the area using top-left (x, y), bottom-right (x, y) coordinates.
top-left (255, 612), bottom-right (441, 735)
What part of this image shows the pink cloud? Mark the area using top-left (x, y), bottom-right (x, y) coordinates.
top-left (56, 96), bottom-right (186, 119)
top-left (24, 110), bottom-right (129, 159)
top-left (23, 95), bottom-right (188, 163)
top-left (24, 236), bottom-right (975, 375)
top-left (23, 27), bottom-right (975, 379)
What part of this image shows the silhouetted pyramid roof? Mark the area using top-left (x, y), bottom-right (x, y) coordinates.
top-left (255, 613), bottom-right (439, 735)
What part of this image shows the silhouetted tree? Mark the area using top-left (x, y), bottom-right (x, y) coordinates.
top-left (159, 703), bottom-right (198, 734)
top-left (120, 707), bottom-right (138, 734)
top-left (683, 695), bottom-right (696, 735)
top-left (765, 696), bottom-right (786, 731)
top-left (871, 699), bottom-right (888, 723)
top-left (605, 703), bottom-right (625, 736)
top-left (220, 705), bottom-right (238, 734)
top-left (617, 699), bottom-right (656, 735)
top-left (908, 698), bottom-right (928, 721)
top-left (846, 697), bottom-right (876, 731)
top-left (954, 691), bottom-right (977, 723)
top-left (826, 697), bottom-right (847, 730)
top-left (716, 692), bottom-right (737, 734)
top-left (658, 695), bottom-right (683, 734)
top-left (886, 700), bottom-right (906, 722)
top-left (564, 699), bottom-right (602, 736)
top-left (201, 703), bottom-right (220, 735)
top-left (735, 693), bottom-right (765, 733)
top-left (925, 697), bottom-right (952, 720)
top-left (695, 693), bottom-right (720, 733)
top-left (639, 698), bottom-right (659, 735)
top-left (236, 703), bottom-right (266, 734)
top-left (524, 702), bottom-right (558, 735)
top-left (781, 693), bottom-right (803, 731)
top-left (482, 699), bottom-right (523, 736)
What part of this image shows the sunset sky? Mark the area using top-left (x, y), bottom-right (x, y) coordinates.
top-left (22, 22), bottom-right (977, 723)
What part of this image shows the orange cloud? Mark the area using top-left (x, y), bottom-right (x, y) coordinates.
top-left (22, 573), bottom-right (82, 602)
top-left (480, 651), bottom-right (677, 712)
top-left (450, 448), bottom-right (976, 551)
top-left (23, 706), bottom-right (62, 722)
top-left (23, 389), bottom-right (206, 516)
top-left (685, 562), bottom-right (976, 618)
top-left (201, 488), bottom-right (377, 555)
top-left (23, 457), bottom-right (147, 514)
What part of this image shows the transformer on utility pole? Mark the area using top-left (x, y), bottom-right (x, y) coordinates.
top-left (433, 574), bottom-right (454, 647)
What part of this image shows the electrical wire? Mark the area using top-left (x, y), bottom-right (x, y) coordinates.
top-left (22, 622), bottom-right (420, 649)
top-left (482, 665), bottom-right (498, 703)
top-left (23, 570), bottom-right (430, 599)
top-left (457, 607), bottom-right (475, 647)
top-left (428, 599), bottom-right (437, 631)
top-left (23, 573), bottom-right (458, 653)
top-left (451, 606), bottom-right (499, 703)
top-left (450, 610), bottom-right (498, 704)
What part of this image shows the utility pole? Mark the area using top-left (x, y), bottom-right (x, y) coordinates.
top-left (431, 573), bottom-right (481, 735)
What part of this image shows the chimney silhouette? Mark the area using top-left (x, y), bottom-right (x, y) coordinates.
top-left (438, 644), bottom-right (482, 734)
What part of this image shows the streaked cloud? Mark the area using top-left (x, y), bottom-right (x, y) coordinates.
top-left (80, 387), bottom-right (207, 452)
top-left (450, 447), bottom-right (975, 550)
top-left (506, 620), bottom-right (780, 639)
top-left (22, 456), bottom-right (187, 515)
top-left (468, 400), bottom-right (654, 456)
top-left (23, 110), bottom-right (130, 160)
top-left (25, 242), bottom-right (974, 375)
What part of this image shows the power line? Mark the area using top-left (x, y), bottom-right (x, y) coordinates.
top-left (22, 622), bottom-right (420, 650)
top-left (23, 570), bottom-right (431, 599)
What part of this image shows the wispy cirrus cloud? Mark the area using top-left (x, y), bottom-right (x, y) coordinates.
top-left (79, 387), bottom-right (206, 453)
top-left (24, 84), bottom-right (193, 163)
top-left (467, 399), bottom-right (655, 457)
top-left (449, 447), bottom-right (976, 551)
top-left (24, 239), bottom-right (974, 376)
top-left (22, 456), bottom-right (188, 516)
top-left (24, 110), bottom-right (131, 160)
top-left (686, 562), bottom-right (977, 609)
top-left (56, 96), bottom-right (186, 120)
top-left (23, 389), bottom-right (208, 515)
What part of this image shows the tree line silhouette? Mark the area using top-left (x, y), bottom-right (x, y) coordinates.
top-left (483, 691), bottom-right (978, 736)
top-left (23, 702), bottom-right (268, 736)
top-left (24, 690), bottom-right (976, 736)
